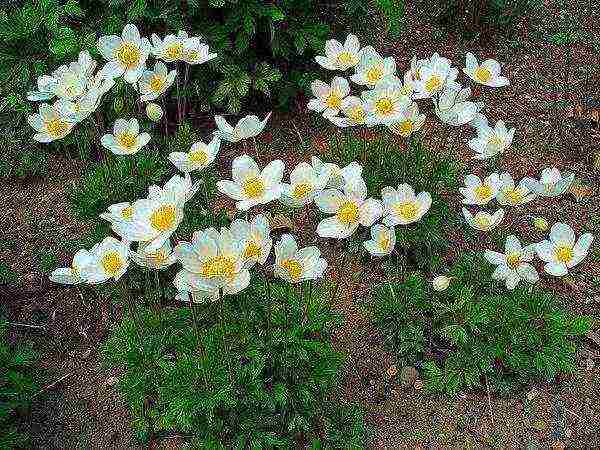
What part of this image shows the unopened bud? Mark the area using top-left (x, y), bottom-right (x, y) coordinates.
top-left (533, 217), bottom-right (549, 232)
top-left (432, 275), bottom-right (451, 292)
top-left (146, 102), bottom-right (163, 122)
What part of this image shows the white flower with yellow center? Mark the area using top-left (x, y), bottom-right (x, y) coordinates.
top-left (137, 61), bottom-right (177, 102)
top-left (315, 34), bottom-right (361, 71)
top-left (97, 24), bottom-right (151, 84)
top-left (217, 154), bottom-right (284, 211)
top-left (350, 46), bottom-right (396, 87)
top-left (213, 112), bottom-right (271, 143)
top-left (463, 52), bottom-right (509, 87)
top-left (274, 234), bottom-right (327, 284)
top-left (151, 30), bottom-right (188, 62)
top-left (280, 161), bottom-right (331, 208)
top-left (496, 172), bottom-right (536, 206)
top-left (328, 96), bottom-right (368, 128)
top-left (434, 84), bottom-right (482, 126)
top-left (410, 53), bottom-right (452, 82)
top-left (381, 184), bottom-right (432, 226)
top-left (147, 173), bottom-right (201, 206)
top-left (180, 37), bottom-right (217, 65)
top-left (28, 103), bottom-right (75, 143)
top-left (49, 249), bottom-right (95, 285)
top-left (101, 118), bottom-right (151, 155)
top-left (55, 75), bottom-right (115, 123)
top-left (459, 173), bottom-right (501, 205)
top-left (100, 202), bottom-right (136, 225)
top-left (168, 136), bottom-right (220, 174)
top-left (308, 77), bottom-right (350, 117)
top-left (535, 223), bottom-right (594, 277)
top-left (230, 214), bottom-right (272, 269)
top-left (311, 157), bottom-right (362, 190)
top-left (462, 208), bottom-right (505, 232)
top-left (468, 120), bottom-right (515, 159)
top-left (523, 167), bottom-right (574, 198)
top-left (85, 237), bottom-right (130, 283)
top-left (413, 56), bottom-right (459, 99)
top-left (130, 240), bottom-right (176, 270)
top-left (174, 227), bottom-right (250, 296)
top-left (386, 102), bottom-right (425, 137)
top-left (484, 235), bottom-right (538, 290)
top-left (315, 174), bottom-right (382, 239)
top-left (363, 224), bottom-right (396, 257)
top-left (362, 75), bottom-right (411, 125)
top-left (146, 103), bottom-right (163, 122)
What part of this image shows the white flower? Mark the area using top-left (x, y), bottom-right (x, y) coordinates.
top-left (49, 249), bottom-right (95, 285)
top-left (410, 53), bottom-right (452, 82)
top-left (97, 24), bottom-right (151, 84)
top-left (274, 234), bottom-right (327, 283)
top-left (413, 55), bottom-right (459, 99)
top-left (327, 96), bottom-right (367, 127)
top-left (217, 154), bottom-right (284, 211)
top-left (468, 120), bottom-right (515, 159)
top-left (137, 61), bottom-right (177, 102)
top-left (462, 208), bottom-right (505, 232)
top-left (484, 235), bottom-right (539, 290)
top-left (363, 224), bottom-right (396, 257)
top-left (180, 37), bottom-right (217, 65)
top-left (85, 237), bottom-right (130, 283)
top-left (459, 173), bottom-right (501, 205)
top-left (280, 161), bottom-right (331, 207)
top-left (55, 75), bottom-right (115, 123)
top-left (130, 240), bottom-right (177, 270)
top-left (230, 214), bottom-right (272, 268)
top-left (362, 75), bottom-right (411, 125)
top-left (315, 34), bottom-right (361, 71)
top-left (101, 118), bottom-right (151, 155)
top-left (168, 136), bottom-right (220, 174)
top-left (315, 173), bottom-right (382, 239)
top-left (311, 157), bottom-right (361, 190)
top-left (307, 77), bottom-right (350, 117)
top-left (386, 102), bottom-right (425, 137)
top-left (535, 223), bottom-right (594, 277)
top-left (350, 46), bottom-right (395, 87)
top-left (100, 202), bottom-right (135, 225)
top-left (463, 52), bottom-right (509, 87)
top-left (523, 167), bottom-right (574, 197)
top-left (147, 173), bottom-right (201, 205)
top-left (432, 275), bottom-right (452, 291)
top-left (151, 30), bottom-right (188, 62)
top-left (174, 227), bottom-right (250, 296)
top-left (213, 112), bottom-right (271, 143)
top-left (381, 184), bottom-right (432, 226)
top-left (434, 85), bottom-right (482, 126)
top-left (28, 103), bottom-right (75, 143)
top-left (146, 103), bottom-right (163, 122)
top-left (496, 172), bottom-right (536, 206)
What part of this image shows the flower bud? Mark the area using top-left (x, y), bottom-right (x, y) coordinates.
top-left (146, 102), bottom-right (163, 122)
top-left (432, 275), bottom-right (451, 292)
top-left (532, 217), bottom-right (549, 232)
top-left (113, 97), bottom-right (124, 114)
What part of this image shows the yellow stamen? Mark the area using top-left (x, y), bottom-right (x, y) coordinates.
top-left (325, 92), bottom-right (342, 109)
top-left (184, 49), bottom-right (198, 62)
top-left (366, 66), bottom-right (383, 84)
top-left (488, 135), bottom-right (503, 147)
top-left (243, 242), bottom-right (262, 260)
top-left (188, 149), bottom-right (208, 165)
top-left (394, 202), bottom-right (418, 221)
top-left (506, 253), bottom-right (521, 269)
top-left (375, 97), bottom-right (394, 116)
top-left (118, 132), bottom-right (137, 150)
top-left (503, 188), bottom-right (523, 205)
top-left (425, 75), bottom-right (442, 93)
top-left (348, 106), bottom-right (366, 123)
top-left (116, 42), bottom-right (141, 69)
top-left (474, 215), bottom-right (491, 229)
top-left (475, 67), bottom-right (492, 83)
top-left (150, 205), bottom-right (176, 231)
top-left (337, 201), bottom-right (360, 225)
top-left (390, 120), bottom-right (413, 137)
top-left (165, 42), bottom-right (183, 60)
top-left (292, 182), bottom-right (313, 199)
top-left (121, 206), bottom-right (133, 220)
top-left (201, 255), bottom-right (236, 279)
top-left (149, 74), bottom-right (165, 93)
top-left (46, 118), bottom-right (70, 138)
top-left (475, 184), bottom-right (493, 201)
top-left (378, 232), bottom-right (391, 251)
top-left (242, 177), bottom-right (266, 199)
top-left (555, 246), bottom-right (573, 264)
top-left (336, 51), bottom-right (356, 66)
top-left (101, 251), bottom-right (123, 276)
top-left (281, 259), bottom-right (302, 282)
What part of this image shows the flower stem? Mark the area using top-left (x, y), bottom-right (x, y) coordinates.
top-left (329, 242), bottom-right (349, 304)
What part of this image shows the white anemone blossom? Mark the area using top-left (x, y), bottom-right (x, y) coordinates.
top-left (386, 102), bottom-right (425, 137)
top-left (459, 173), bottom-right (501, 205)
top-left (216, 154), bottom-right (284, 211)
top-left (101, 118), bottom-right (151, 155)
top-left (274, 234), bottom-right (327, 284)
top-left (151, 30), bottom-right (188, 62)
top-left (168, 136), bottom-right (221, 174)
top-left (484, 235), bottom-right (539, 290)
top-left (55, 75), bottom-right (115, 123)
top-left (213, 112), bottom-right (271, 143)
top-left (468, 120), bottom-right (515, 159)
top-left (307, 77), bottom-right (350, 118)
top-left (315, 34), bottom-right (361, 71)
top-left (410, 53), bottom-right (452, 82)
top-left (49, 249), bottom-right (95, 285)
top-left (434, 85), bottom-right (482, 126)
top-left (381, 183), bottom-right (432, 226)
top-left (362, 75), bottom-right (411, 125)
top-left (535, 223), bottom-right (594, 277)
top-left (523, 167), bottom-right (575, 197)
top-left (462, 208), bottom-right (505, 232)
top-left (137, 61), bottom-right (177, 102)
top-left (97, 24), bottom-right (151, 84)
top-left (363, 224), bottom-right (396, 257)
top-left (350, 46), bottom-right (396, 87)
top-left (327, 96), bottom-right (367, 127)
top-left (463, 52), bottom-right (509, 87)
top-left (85, 237), bottom-right (131, 283)
top-left (311, 157), bottom-right (361, 190)
top-left (130, 240), bottom-right (177, 270)
top-left (180, 36), bottom-right (217, 65)
top-left (413, 55), bottom-right (459, 99)
top-left (280, 161), bottom-right (331, 208)
top-left (496, 172), bottom-right (537, 206)
top-left (230, 214), bottom-right (272, 268)
top-left (28, 103), bottom-right (75, 143)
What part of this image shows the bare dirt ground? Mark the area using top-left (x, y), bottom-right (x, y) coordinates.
top-left (2, 0), bottom-right (600, 448)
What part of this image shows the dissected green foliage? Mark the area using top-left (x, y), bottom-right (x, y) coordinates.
top-left (103, 276), bottom-right (368, 447)
top-left (370, 252), bottom-right (590, 395)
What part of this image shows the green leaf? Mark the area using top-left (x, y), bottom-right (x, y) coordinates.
top-left (49, 27), bottom-right (78, 57)
top-left (266, 6), bottom-right (285, 21)
top-left (63, 0), bottom-right (84, 17)
top-left (127, 0), bottom-right (147, 21)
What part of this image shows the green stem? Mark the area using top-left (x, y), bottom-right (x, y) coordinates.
top-left (328, 242), bottom-right (349, 304)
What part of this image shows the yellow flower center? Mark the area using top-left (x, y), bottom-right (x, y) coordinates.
top-left (166, 42), bottom-right (183, 60)
top-left (201, 255), bottom-right (236, 279)
top-left (243, 242), bottom-right (262, 260)
top-left (184, 49), bottom-right (198, 62)
top-left (378, 233), bottom-right (391, 252)
top-left (281, 259), bottom-right (302, 282)
top-left (504, 188), bottom-right (523, 205)
top-left (394, 201), bottom-right (418, 221)
top-left (148, 249), bottom-right (168, 264)
top-left (475, 67), bottom-right (492, 83)
top-left (336, 51), bottom-right (356, 66)
top-left (506, 253), bottom-right (521, 270)
top-left (292, 182), bottom-right (313, 199)
top-left (555, 246), bottom-right (573, 264)
top-left (121, 206), bottom-right (133, 220)
top-left (337, 201), bottom-right (360, 225)
top-left (101, 251), bottom-right (123, 276)
top-left (474, 215), bottom-right (491, 229)
top-left (150, 204), bottom-right (176, 231)
top-left (349, 106), bottom-right (366, 123)
top-left (242, 176), bottom-right (266, 199)
top-left (188, 149), bottom-right (208, 165)
top-left (116, 42), bottom-right (141, 69)
top-left (71, 264), bottom-right (80, 278)
top-left (488, 135), bottom-right (503, 147)
top-left (425, 75), bottom-right (442, 93)
top-left (46, 117), bottom-right (70, 138)
top-left (375, 97), bottom-right (394, 116)
top-left (325, 92), bottom-right (342, 109)
top-left (118, 132), bottom-right (137, 150)
top-left (366, 66), bottom-right (384, 84)
top-left (475, 184), bottom-right (493, 201)
top-left (391, 120), bottom-right (413, 137)
top-left (149, 74), bottom-right (165, 93)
